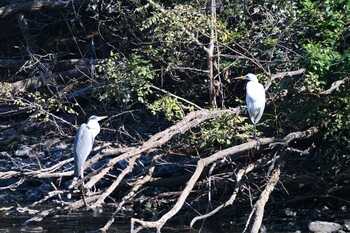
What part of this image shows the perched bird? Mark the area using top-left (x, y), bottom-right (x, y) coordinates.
top-left (73, 115), bottom-right (107, 179)
top-left (236, 73), bottom-right (266, 138)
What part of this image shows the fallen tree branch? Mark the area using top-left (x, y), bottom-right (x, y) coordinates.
top-left (24, 194), bottom-right (100, 225)
top-left (90, 156), bottom-right (139, 208)
top-left (78, 109), bottom-right (241, 190)
top-left (100, 155), bottom-right (159, 232)
top-left (319, 77), bottom-right (349, 95)
top-left (244, 148), bottom-right (285, 233)
top-left (16, 108), bottom-right (318, 231)
top-left (190, 157), bottom-right (264, 227)
top-left (17, 109), bottom-right (240, 226)
top-left (0, 158), bottom-right (73, 179)
top-left (131, 127), bottom-right (318, 232)
top-left (10, 67), bottom-right (91, 93)
top-left (249, 166), bottom-right (282, 233)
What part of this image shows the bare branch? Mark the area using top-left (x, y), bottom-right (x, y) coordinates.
top-left (90, 156), bottom-right (139, 208)
top-left (190, 158), bottom-right (262, 227)
top-left (264, 68), bottom-right (306, 91)
top-left (100, 155), bottom-right (158, 232)
top-left (131, 127), bottom-right (319, 232)
top-left (150, 85), bottom-right (203, 110)
top-left (319, 77), bottom-right (349, 95)
top-left (250, 167), bottom-right (281, 233)
top-left (80, 109), bottom-right (241, 190)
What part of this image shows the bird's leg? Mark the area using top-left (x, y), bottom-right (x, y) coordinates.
top-left (253, 123), bottom-right (257, 140)
top-left (253, 123), bottom-right (261, 149)
top-left (255, 138), bottom-right (261, 150)
top-left (81, 182), bottom-right (89, 208)
top-left (78, 174), bottom-right (89, 208)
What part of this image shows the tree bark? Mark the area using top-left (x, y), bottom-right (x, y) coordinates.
top-left (208, 0), bottom-right (216, 108)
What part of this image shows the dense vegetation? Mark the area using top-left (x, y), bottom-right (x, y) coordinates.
top-left (0, 0), bottom-right (349, 232)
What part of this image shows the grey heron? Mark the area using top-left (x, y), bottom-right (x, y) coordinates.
top-left (236, 73), bottom-right (266, 138)
top-left (73, 115), bottom-right (107, 179)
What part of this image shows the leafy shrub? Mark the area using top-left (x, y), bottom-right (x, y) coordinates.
top-left (98, 52), bottom-right (154, 104)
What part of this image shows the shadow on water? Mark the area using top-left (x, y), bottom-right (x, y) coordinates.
top-left (0, 211), bottom-right (234, 233)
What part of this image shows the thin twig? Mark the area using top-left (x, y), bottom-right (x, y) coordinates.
top-left (150, 85), bottom-right (203, 110)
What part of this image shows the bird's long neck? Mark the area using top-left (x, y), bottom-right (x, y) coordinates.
top-left (87, 120), bottom-right (101, 138)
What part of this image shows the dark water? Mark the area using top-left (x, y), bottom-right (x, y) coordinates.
top-left (0, 212), bottom-right (128, 233)
top-left (0, 212), bottom-right (232, 233)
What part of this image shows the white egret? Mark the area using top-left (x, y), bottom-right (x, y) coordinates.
top-left (73, 115), bottom-right (107, 179)
top-left (236, 73), bottom-right (265, 138)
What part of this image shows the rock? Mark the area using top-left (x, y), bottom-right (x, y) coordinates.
top-left (308, 221), bottom-right (341, 233)
top-left (344, 219), bottom-right (350, 231)
top-left (284, 208), bottom-right (297, 217)
top-left (14, 145), bottom-right (32, 157)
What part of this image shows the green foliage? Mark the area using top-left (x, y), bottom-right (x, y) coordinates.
top-left (298, 0), bottom-right (348, 92)
top-left (303, 43), bottom-right (340, 74)
top-left (98, 52), bottom-right (154, 104)
top-left (337, 48), bottom-right (350, 74)
top-left (139, 2), bottom-right (213, 86)
top-left (148, 95), bottom-right (187, 121)
top-left (299, 0), bottom-right (347, 46)
top-left (97, 51), bottom-right (195, 121)
top-left (92, 0), bottom-right (350, 158)
top-left (296, 0), bottom-right (350, 152)
top-left (141, 3), bottom-right (210, 42)
top-left (303, 43), bottom-right (341, 92)
top-left (319, 90), bottom-right (350, 147)
top-left (188, 114), bottom-right (248, 151)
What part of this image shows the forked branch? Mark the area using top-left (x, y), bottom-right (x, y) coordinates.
top-left (131, 127), bottom-right (318, 232)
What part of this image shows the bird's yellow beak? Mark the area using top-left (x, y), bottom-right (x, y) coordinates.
top-left (235, 75), bottom-right (246, 80)
top-left (96, 116), bottom-right (108, 121)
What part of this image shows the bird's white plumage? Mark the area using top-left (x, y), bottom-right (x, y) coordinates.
top-left (236, 73), bottom-right (266, 137)
top-left (246, 78), bottom-right (265, 125)
top-left (73, 115), bottom-right (106, 178)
